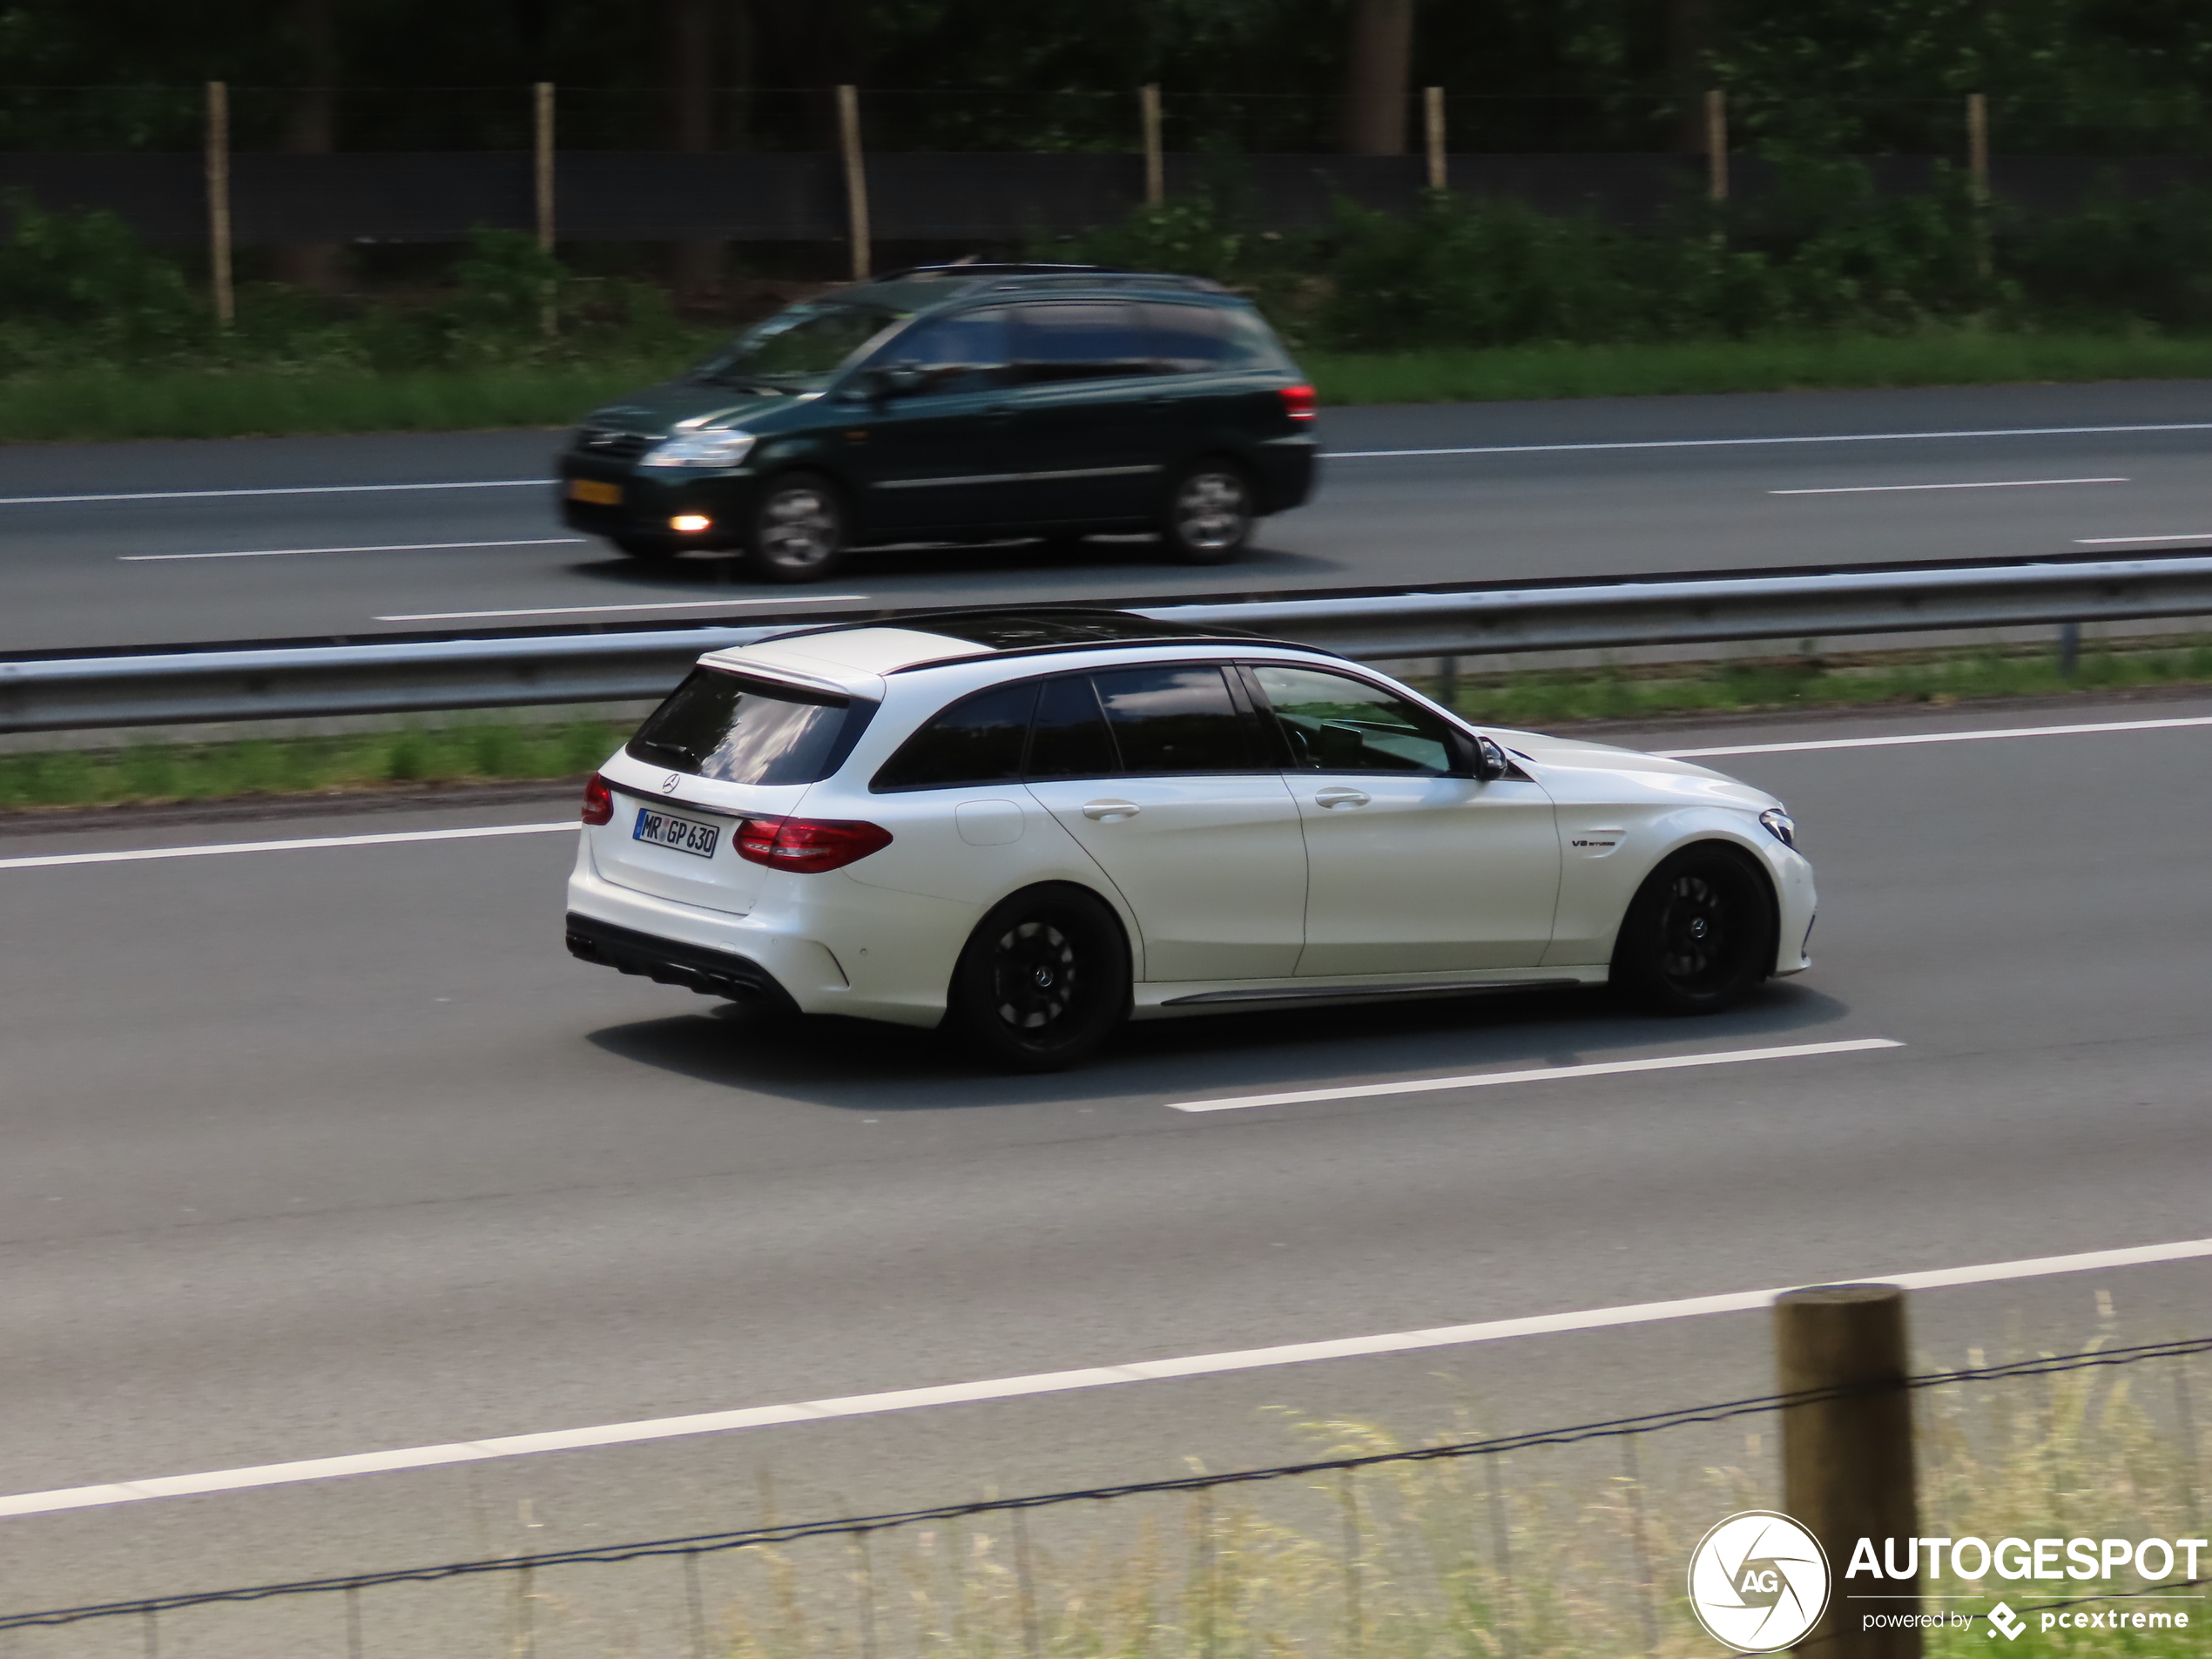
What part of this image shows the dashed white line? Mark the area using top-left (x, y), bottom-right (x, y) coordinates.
top-left (3, 1232), bottom-right (2204, 1520)
top-left (122, 538), bottom-right (585, 562)
top-left (0, 822), bottom-right (575, 871)
top-left (1659, 713), bottom-right (2212, 759)
top-left (1165, 1038), bottom-right (1900, 1113)
top-left (1770, 477), bottom-right (2128, 496)
top-left (1330, 421), bottom-right (2212, 460)
top-left (0, 479), bottom-right (549, 506)
top-left (377, 595), bottom-right (868, 621)
top-left (2074, 532), bottom-right (2212, 545)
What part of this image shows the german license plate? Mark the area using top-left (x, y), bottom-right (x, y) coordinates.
top-left (632, 806), bottom-right (718, 859)
top-left (568, 477), bottom-right (623, 506)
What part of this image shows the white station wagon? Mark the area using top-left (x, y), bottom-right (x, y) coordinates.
top-left (567, 610), bottom-right (1816, 1069)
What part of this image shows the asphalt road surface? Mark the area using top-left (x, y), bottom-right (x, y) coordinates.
top-left (3, 380), bottom-right (2212, 653)
top-left (1, 696), bottom-right (2207, 1655)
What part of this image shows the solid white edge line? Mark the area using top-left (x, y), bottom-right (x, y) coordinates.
top-left (1165, 1037), bottom-right (1900, 1113)
top-left (1328, 421), bottom-right (2212, 460)
top-left (5, 1231), bottom-right (2208, 1519)
top-left (0, 822), bottom-right (576, 871)
top-left (0, 480), bottom-right (550, 506)
top-left (1769, 477), bottom-right (2127, 496)
top-left (377, 595), bottom-right (870, 621)
top-left (1659, 713), bottom-right (2212, 759)
top-left (121, 538), bottom-right (586, 562)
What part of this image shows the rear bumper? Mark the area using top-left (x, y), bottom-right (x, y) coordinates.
top-left (565, 912), bottom-right (799, 1014)
top-left (1250, 436), bottom-right (1318, 515)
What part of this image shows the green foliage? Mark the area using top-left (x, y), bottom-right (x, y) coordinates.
top-left (0, 190), bottom-right (200, 368)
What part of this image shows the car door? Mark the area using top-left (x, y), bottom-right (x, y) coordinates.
top-left (1245, 663), bottom-right (1562, 975)
top-left (835, 307), bottom-right (1020, 532)
top-left (1021, 664), bottom-right (1307, 982)
top-left (1001, 301), bottom-right (1170, 525)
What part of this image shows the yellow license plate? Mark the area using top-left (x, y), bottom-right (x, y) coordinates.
top-left (568, 478), bottom-right (623, 506)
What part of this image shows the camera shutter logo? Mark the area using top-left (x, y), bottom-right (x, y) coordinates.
top-left (1688, 1511), bottom-right (1831, 1652)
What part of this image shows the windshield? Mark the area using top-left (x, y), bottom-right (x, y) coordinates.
top-left (691, 304), bottom-right (902, 390)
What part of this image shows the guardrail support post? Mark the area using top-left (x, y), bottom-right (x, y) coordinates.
top-left (2058, 620), bottom-right (2081, 677)
top-left (1777, 1284), bottom-right (1920, 1659)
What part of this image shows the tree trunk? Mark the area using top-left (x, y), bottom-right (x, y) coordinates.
top-left (1341, 0), bottom-right (1414, 155)
top-left (665, 0), bottom-right (721, 300)
top-left (277, 0), bottom-right (341, 291)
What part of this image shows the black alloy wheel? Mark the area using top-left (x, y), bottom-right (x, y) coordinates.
top-left (1611, 845), bottom-right (1777, 1014)
top-left (948, 885), bottom-right (1131, 1071)
top-left (746, 472), bottom-right (849, 583)
top-left (1159, 459), bottom-right (1254, 564)
top-left (613, 535), bottom-right (681, 562)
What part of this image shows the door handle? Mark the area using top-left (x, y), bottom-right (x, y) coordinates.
top-left (1314, 787), bottom-right (1371, 809)
top-left (1081, 799), bottom-right (1141, 820)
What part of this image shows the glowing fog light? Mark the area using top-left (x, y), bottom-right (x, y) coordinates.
top-left (670, 514), bottom-right (713, 533)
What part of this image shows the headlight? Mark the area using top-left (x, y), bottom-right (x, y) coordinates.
top-left (1759, 807), bottom-right (1797, 849)
top-left (639, 429), bottom-right (757, 469)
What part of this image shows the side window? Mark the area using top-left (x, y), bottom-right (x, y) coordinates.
top-left (874, 307), bottom-right (1012, 396)
top-left (1250, 665), bottom-right (1456, 775)
top-left (1013, 302), bottom-right (1155, 385)
top-left (1091, 665), bottom-right (1256, 774)
top-left (872, 680), bottom-right (1037, 792)
top-left (1027, 674), bottom-right (1118, 779)
top-left (1144, 303), bottom-right (1281, 374)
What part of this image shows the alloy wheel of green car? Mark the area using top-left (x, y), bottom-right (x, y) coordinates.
top-left (747, 474), bottom-right (848, 583)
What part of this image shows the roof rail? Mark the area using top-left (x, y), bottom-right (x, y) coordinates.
top-left (869, 261), bottom-right (1115, 282)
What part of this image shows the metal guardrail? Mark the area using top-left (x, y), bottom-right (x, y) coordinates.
top-left (3, 552), bottom-right (2210, 734)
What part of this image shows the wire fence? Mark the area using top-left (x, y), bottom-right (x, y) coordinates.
top-left (3, 1332), bottom-right (2205, 1657)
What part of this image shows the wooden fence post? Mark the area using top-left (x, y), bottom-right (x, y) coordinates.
top-left (837, 84), bottom-right (870, 280)
top-left (1777, 1284), bottom-right (1920, 1659)
top-left (205, 80), bottom-right (233, 327)
top-left (1966, 91), bottom-right (1992, 279)
top-left (1704, 88), bottom-right (1728, 203)
top-left (1423, 85), bottom-right (1447, 191)
top-left (534, 81), bottom-right (556, 337)
top-left (1140, 84), bottom-right (1164, 207)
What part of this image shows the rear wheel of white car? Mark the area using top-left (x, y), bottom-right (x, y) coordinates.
top-left (1611, 845), bottom-right (1776, 1014)
top-left (948, 885), bottom-right (1130, 1071)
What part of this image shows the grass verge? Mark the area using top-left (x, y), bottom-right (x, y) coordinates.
top-left (2, 639), bottom-right (2205, 818)
top-left (1305, 329), bottom-right (2212, 406)
top-left (0, 359), bottom-right (703, 443)
top-left (4, 330), bottom-right (2212, 444)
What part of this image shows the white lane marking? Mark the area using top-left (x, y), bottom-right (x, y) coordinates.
top-left (2074, 532), bottom-right (2212, 544)
top-left (1165, 1038), bottom-right (1899, 1114)
top-left (0, 822), bottom-right (575, 871)
top-left (1770, 477), bottom-right (2127, 496)
top-left (1330, 421), bottom-right (2212, 460)
top-left (122, 538), bottom-right (586, 563)
top-left (1660, 713), bottom-right (2212, 759)
top-left (0, 479), bottom-right (550, 506)
top-left (377, 595), bottom-right (870, 621)
top-left (3, 1231), bottom-right (2205, 1520)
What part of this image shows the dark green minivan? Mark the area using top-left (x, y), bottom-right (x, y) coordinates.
top-left (556, 264), bottom-right (1318, 583)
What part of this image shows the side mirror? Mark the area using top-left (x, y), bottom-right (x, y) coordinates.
top-left (866, 363), bottom-right (927, 400)
top-left (1452, 730), bottom-right (1506, 781)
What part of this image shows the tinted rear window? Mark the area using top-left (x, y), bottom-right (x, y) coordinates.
top-left (872, 681), bottom-right (1038, 791)
top-left (628, 670), bottom-right (862, 786)
top-left (1091, 665), bottom-right (1256, 773)
top-left (1145, 303), bottom-right (1286, 374)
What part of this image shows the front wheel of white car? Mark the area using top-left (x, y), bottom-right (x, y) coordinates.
top-left (948, 885), bottom-right (1131, 1071)
top-left (1611, 845), bottom-right (1777, 1014)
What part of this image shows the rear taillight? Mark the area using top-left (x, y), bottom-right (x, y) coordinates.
top-left (735, 816), bottom-right (893, 873)
top-left (1280, 383), bottom-right (1317, 421)
top-left (582, 772), bottom-right (614, 826)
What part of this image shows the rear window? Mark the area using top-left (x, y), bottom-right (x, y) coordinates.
top-left (628, 670), bottom-right (867, 786)
top-left (1145, 303), bottom-right (1286, 374)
